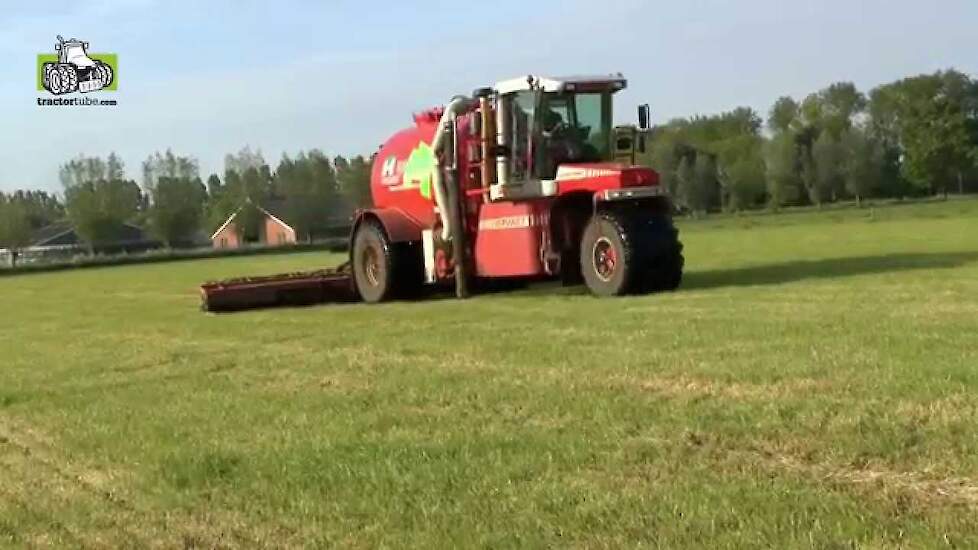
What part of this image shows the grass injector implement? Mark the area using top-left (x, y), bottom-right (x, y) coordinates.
top-left (200, 74), bottom-right (684, 312)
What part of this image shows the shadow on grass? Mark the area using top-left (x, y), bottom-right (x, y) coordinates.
top-left (683, 251), bottom-right (978, 291)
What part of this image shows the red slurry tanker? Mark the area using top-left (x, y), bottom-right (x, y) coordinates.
top-left (201, 74), bottom-right (683, 311)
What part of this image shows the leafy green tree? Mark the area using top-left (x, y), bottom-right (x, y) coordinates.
top-left (812, 131), bottom-right (846, 202)
top-left (206, 170), bottom-right (238, 232)
top-left (648, 108), bottom-right (764, 211)
top-left (340, 155), bottom-right (373, 210)
top-left (223, 146), bottom-right (267, 176)
top-left (61, 154), bottom-right (142, 249)
top-left (648, 129), bottom-right (685, 196)
top-left (275, 150), bottom-right (339, 241)
top-left (64, 179), bottom-right (142, 249)
top-left (867, 85), bottom-right (910, 197)
top-left (675, 156), bottom-right (695, 213)
top-left (841, 128), bottom-right (884, 206)
top-left (768, 96), bottom-right (800, 134)
top-left (869, 70), bottom-right (978, 197)
top-left (713, 127), bottom-right (765, 212)
top-left (800, 148), bottom-right (819, 207)
top-left (717, 137), bottom-right (766, 211)
top-left (816, 82), bottom-right (867, 139)
top-left (7, 190), bottom-right (63, 229)
top-left (692, 154), bottom-right (719, 213)
top-left (59, 152), bottom-right (126, 188)
top-left (141, 151), bottom-right (204, 246)
top-left (763, 133), bottom-right (799, 209)
top-left (0, 193), bottom-right (33, 267)
top-left (148, 177), bottom-right (206, 247)
top-left (206, 174), bottom-right (223, 197)
top-left (142, 149), bottom-right (198, 189)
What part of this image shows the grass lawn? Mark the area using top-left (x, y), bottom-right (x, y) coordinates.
top-left (2, 198), bottom-right (977, 548)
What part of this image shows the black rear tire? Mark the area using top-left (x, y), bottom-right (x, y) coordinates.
top-left (352, 221), bottom-right (395, 303)
top-left (351, 221), bottom-right (422, 303)
top-left (636, 216), bottom-right (684, 292)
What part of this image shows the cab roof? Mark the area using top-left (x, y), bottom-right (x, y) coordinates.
top-left (494, 74), bottom-right (627, 95)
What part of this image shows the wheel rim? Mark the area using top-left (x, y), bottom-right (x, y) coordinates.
top-left (363, 245), bottom-right (381, 287)
top-left (592, 237), bottom-right (617, 282)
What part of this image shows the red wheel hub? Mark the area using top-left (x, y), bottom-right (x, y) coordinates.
top-left (592, 237), bottom-right (617, 282)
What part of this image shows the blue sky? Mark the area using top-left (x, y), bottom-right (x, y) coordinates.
top-left (1, 0), bottom-right (976, 192)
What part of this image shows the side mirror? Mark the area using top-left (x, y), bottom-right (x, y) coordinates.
top-left (55, 44), bottom-right (61, 51)
top-left (637, 104), bottom-right (651, 130)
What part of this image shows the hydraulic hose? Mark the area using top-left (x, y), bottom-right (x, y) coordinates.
top-left (431, 95), bottom-right (475, 241)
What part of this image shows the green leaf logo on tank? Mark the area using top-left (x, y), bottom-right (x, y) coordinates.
top-left (402, 142), bottom-right (435, 200)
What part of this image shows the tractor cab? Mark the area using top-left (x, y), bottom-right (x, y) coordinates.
top-left (490, 74), bottom-right (646, 201)
top-left (56, 37), bottom-right (96, 68)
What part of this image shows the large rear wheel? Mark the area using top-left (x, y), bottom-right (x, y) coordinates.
top-left (351, 221), bottom-right (422, 303)
top-left (352, 221), bottom-right (395, 303)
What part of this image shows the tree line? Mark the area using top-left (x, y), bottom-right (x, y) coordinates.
top-left (2, 68), bottom-right (977, 265)
top-left (646, 69), bottom-right (978, 213)
top-left (0, 148), bottom-right (374, 266)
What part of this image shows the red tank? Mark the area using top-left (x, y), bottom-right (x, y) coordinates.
top-left (371, 111), bottom-right (439, 228)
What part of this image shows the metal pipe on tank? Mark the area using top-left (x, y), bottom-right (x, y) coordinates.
top-left (495, 95), bottom-right (511, 186)
top-left (431, 96), bottom-right (474, 241)
top-left (479, 96), bottom-right (496, 194)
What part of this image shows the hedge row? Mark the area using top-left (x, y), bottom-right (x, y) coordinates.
top-left (0, 238), bottom-right (348, 277)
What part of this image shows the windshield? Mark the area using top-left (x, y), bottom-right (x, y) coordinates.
top-left (535, 91), bottom-right (613, 179)
top-left (64, 44), bottom-right (90, 64)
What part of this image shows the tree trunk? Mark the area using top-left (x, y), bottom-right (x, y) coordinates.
top-left (958, 171), bottom-right (965, 195)
top-left (855, 194), bottom-right (862, 208)
top-left (9, 251), bottom-right (17, 269)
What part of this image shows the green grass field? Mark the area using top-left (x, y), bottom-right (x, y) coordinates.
top-left (2, 199), bottom-right (977, 548)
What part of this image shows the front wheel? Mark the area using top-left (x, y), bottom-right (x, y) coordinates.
top-left (579, 211), bottom-right (685, 297)
top-left (580, 214), bottom-right (635, 296)
top-left (57, 65), bottom-right (78, 94)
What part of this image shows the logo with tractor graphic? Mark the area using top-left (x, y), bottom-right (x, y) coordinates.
top-left (38, 36), bottom-right (116, 95)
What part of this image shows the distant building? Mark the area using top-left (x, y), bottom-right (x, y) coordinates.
top-left (0, 221), bottom-right (159, 265)
top-left (211, 203), bottom-right (298, 249)
top-left (30, 222), bottom-right (154, 252)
